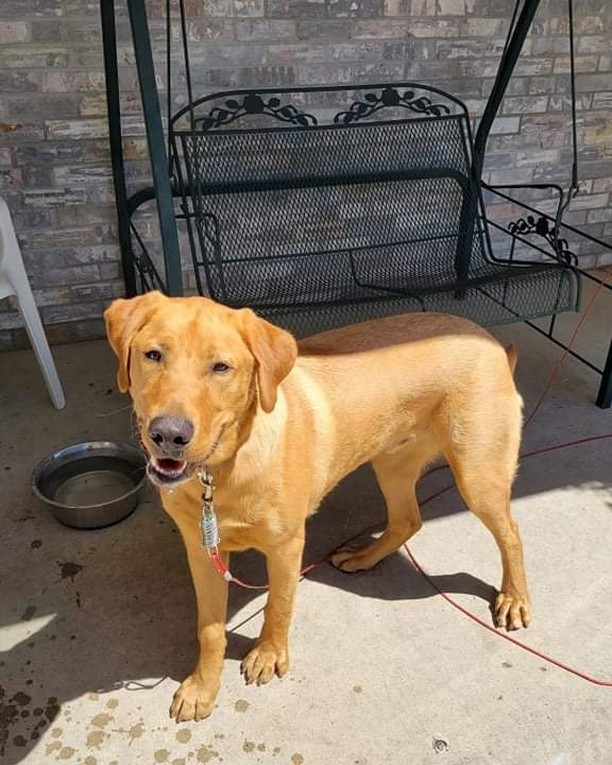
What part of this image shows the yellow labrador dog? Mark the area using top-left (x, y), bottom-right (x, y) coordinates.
top-left (105, 291), bottom-right (531, 722)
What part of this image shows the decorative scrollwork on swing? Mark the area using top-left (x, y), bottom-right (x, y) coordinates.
top-left (333, 86), bottom-right (452, 125)
top-left (507, 215), bottom-right (577, 265)
top-left (133, 249), bottom-right (165, 292)
top-left (195, 93), bottom-right (318, 130)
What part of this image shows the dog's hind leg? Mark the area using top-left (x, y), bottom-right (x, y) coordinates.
top-left (331, 446), bottom-right (429, 573)
top-left (444, 399), bottom-right (531, 631)
top-left (452, 462), bottom-right (531, 631)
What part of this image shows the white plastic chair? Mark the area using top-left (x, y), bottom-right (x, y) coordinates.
top-left (0, 197), bottom-right (66, 409)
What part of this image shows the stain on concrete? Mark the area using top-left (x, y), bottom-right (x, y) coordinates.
top-left (45, 696), bottom-right (60, 724)
top-left (30, 539), bottom-right (42, 549)
top-left (46, 740), bottom-right (63, 756)
top-left (243, 741), bottom-right (255, 753)
top-left (155, 749), bottom-right (170, 762)
top-left (172, 759), bottom-right (186, 765)
top-left (20, 605), bottom-right (37, 621)
top-left (234, 699), bottom-right (249, 713)
top-left (91, 713), bottom-right (113, 728)
top-left (11, 692), bottom-right (31, 706)
top-left (12, 734), bottom-right (27, 747)
top-left (86, 730), bottom-right (105, 749)
top-left (291, 754), bottom-right (304, 765)
top-left (197, 745), bottom-right (218, 762)
top-left (1, 687), bottom-right (30, 755)
top-left (352, 685), bottom-right (362, 694)
top-left (51, 727), bottom-right (63, 738)
top-left (31, 717), bottom-right (48, 741)
top-left (83, 757), bottom-right (98, 765)
top-left (106, 699), bottom-right (119, 709)
top-left (88, 693), bottom-right (99, 702)
top-left (57, 560), bottom-right (84, 582)
top-left (273, 747), bottom-right (281, 755)
top-left (177, 729), bottom-right (192, 744)
top-left (257, 743), bottom-right (266, 751)
top-left (59, 745), bottom-right (76, 759)
top-left (127, 721), bottom-right (145, 743)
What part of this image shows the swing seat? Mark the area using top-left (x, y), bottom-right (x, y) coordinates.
top-left (170, 83), bottom-right (580, 338)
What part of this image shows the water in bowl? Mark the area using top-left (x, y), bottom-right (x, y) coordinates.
top-left (54, 469), bottom-right (136, 508)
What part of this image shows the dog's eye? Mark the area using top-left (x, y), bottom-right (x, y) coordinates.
top-left (145, 349), bottom-right (162, 362)
top-left (212, 361), bottom-right (231, 374)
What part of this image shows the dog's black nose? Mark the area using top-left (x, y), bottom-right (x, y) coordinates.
top-left (149, 416), bottom-right (194, 448)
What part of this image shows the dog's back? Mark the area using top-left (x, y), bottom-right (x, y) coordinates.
top-left (292, 311), bottom-right (522, 499)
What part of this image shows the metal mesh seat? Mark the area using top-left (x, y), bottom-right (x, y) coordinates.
top-left (170, 84), bottom-right (579, 336)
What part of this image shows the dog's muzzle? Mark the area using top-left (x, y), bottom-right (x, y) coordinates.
top-left (147, 456), bottom-right (192, 487)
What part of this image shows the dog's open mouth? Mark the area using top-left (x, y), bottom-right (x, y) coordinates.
top-left (147, 456), bottom-right (191, 486)
top-left (143, 426), bottom-right (225, 488)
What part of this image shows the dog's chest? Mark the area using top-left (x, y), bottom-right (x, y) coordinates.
top-left (214, 488), bottom-right (289, 552)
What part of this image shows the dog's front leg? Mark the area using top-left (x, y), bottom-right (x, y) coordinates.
top-left (241, 532), bottom-right (305, 686)
top-left (169, 516), bottom-right (229, 722)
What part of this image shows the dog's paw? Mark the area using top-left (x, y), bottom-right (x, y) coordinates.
top-left (169, 674), bottom-right (218, 722)
top-left (330, 544), bottom-right (377, 573)
top-left (241, 640), bottom-right (289, 686)
top-left (494, 591), bottom-right (532, 631)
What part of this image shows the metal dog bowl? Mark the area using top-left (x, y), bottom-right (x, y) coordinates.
top-left (32, 441), bottom-right (147, 529)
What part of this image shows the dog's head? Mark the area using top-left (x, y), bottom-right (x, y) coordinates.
top-left (104, 291), bottom-right (297, 487)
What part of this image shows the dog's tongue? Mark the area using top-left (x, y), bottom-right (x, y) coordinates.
top-left (152, 457), bottom-right (187, 477)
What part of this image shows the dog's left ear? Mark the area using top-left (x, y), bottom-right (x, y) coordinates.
top-left (239, 309), bottom-right (297, 413)
top-left (104, 291), bottom-right (165, 393)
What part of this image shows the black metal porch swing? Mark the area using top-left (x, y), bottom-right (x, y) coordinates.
top-left (100, 0), bottom-right (612, 408)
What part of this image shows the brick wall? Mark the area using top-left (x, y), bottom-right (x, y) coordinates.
top-left (1, 0), bottom-right (611, 349)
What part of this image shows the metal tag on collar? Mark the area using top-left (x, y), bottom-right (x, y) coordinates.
top-left (199, 467), bottom-right (214, 502)
top-left (198, 468), bottom-right (220, 550)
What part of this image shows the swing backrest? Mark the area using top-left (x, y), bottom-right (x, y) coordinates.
top-left (171, 84), bottom-right (490, 309)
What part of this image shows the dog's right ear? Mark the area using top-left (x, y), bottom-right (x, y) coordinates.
top-left (104, 291), bottom-right (164, 393)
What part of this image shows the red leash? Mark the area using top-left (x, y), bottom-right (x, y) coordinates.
top-left (403, 546), bottom-right (612, 688)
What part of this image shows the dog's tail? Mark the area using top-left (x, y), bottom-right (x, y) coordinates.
top-left (505, 344), bottom-right (518, 375)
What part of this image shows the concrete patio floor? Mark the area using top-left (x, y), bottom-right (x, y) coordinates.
top-left (1, 292), bottom-right (611, 765)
